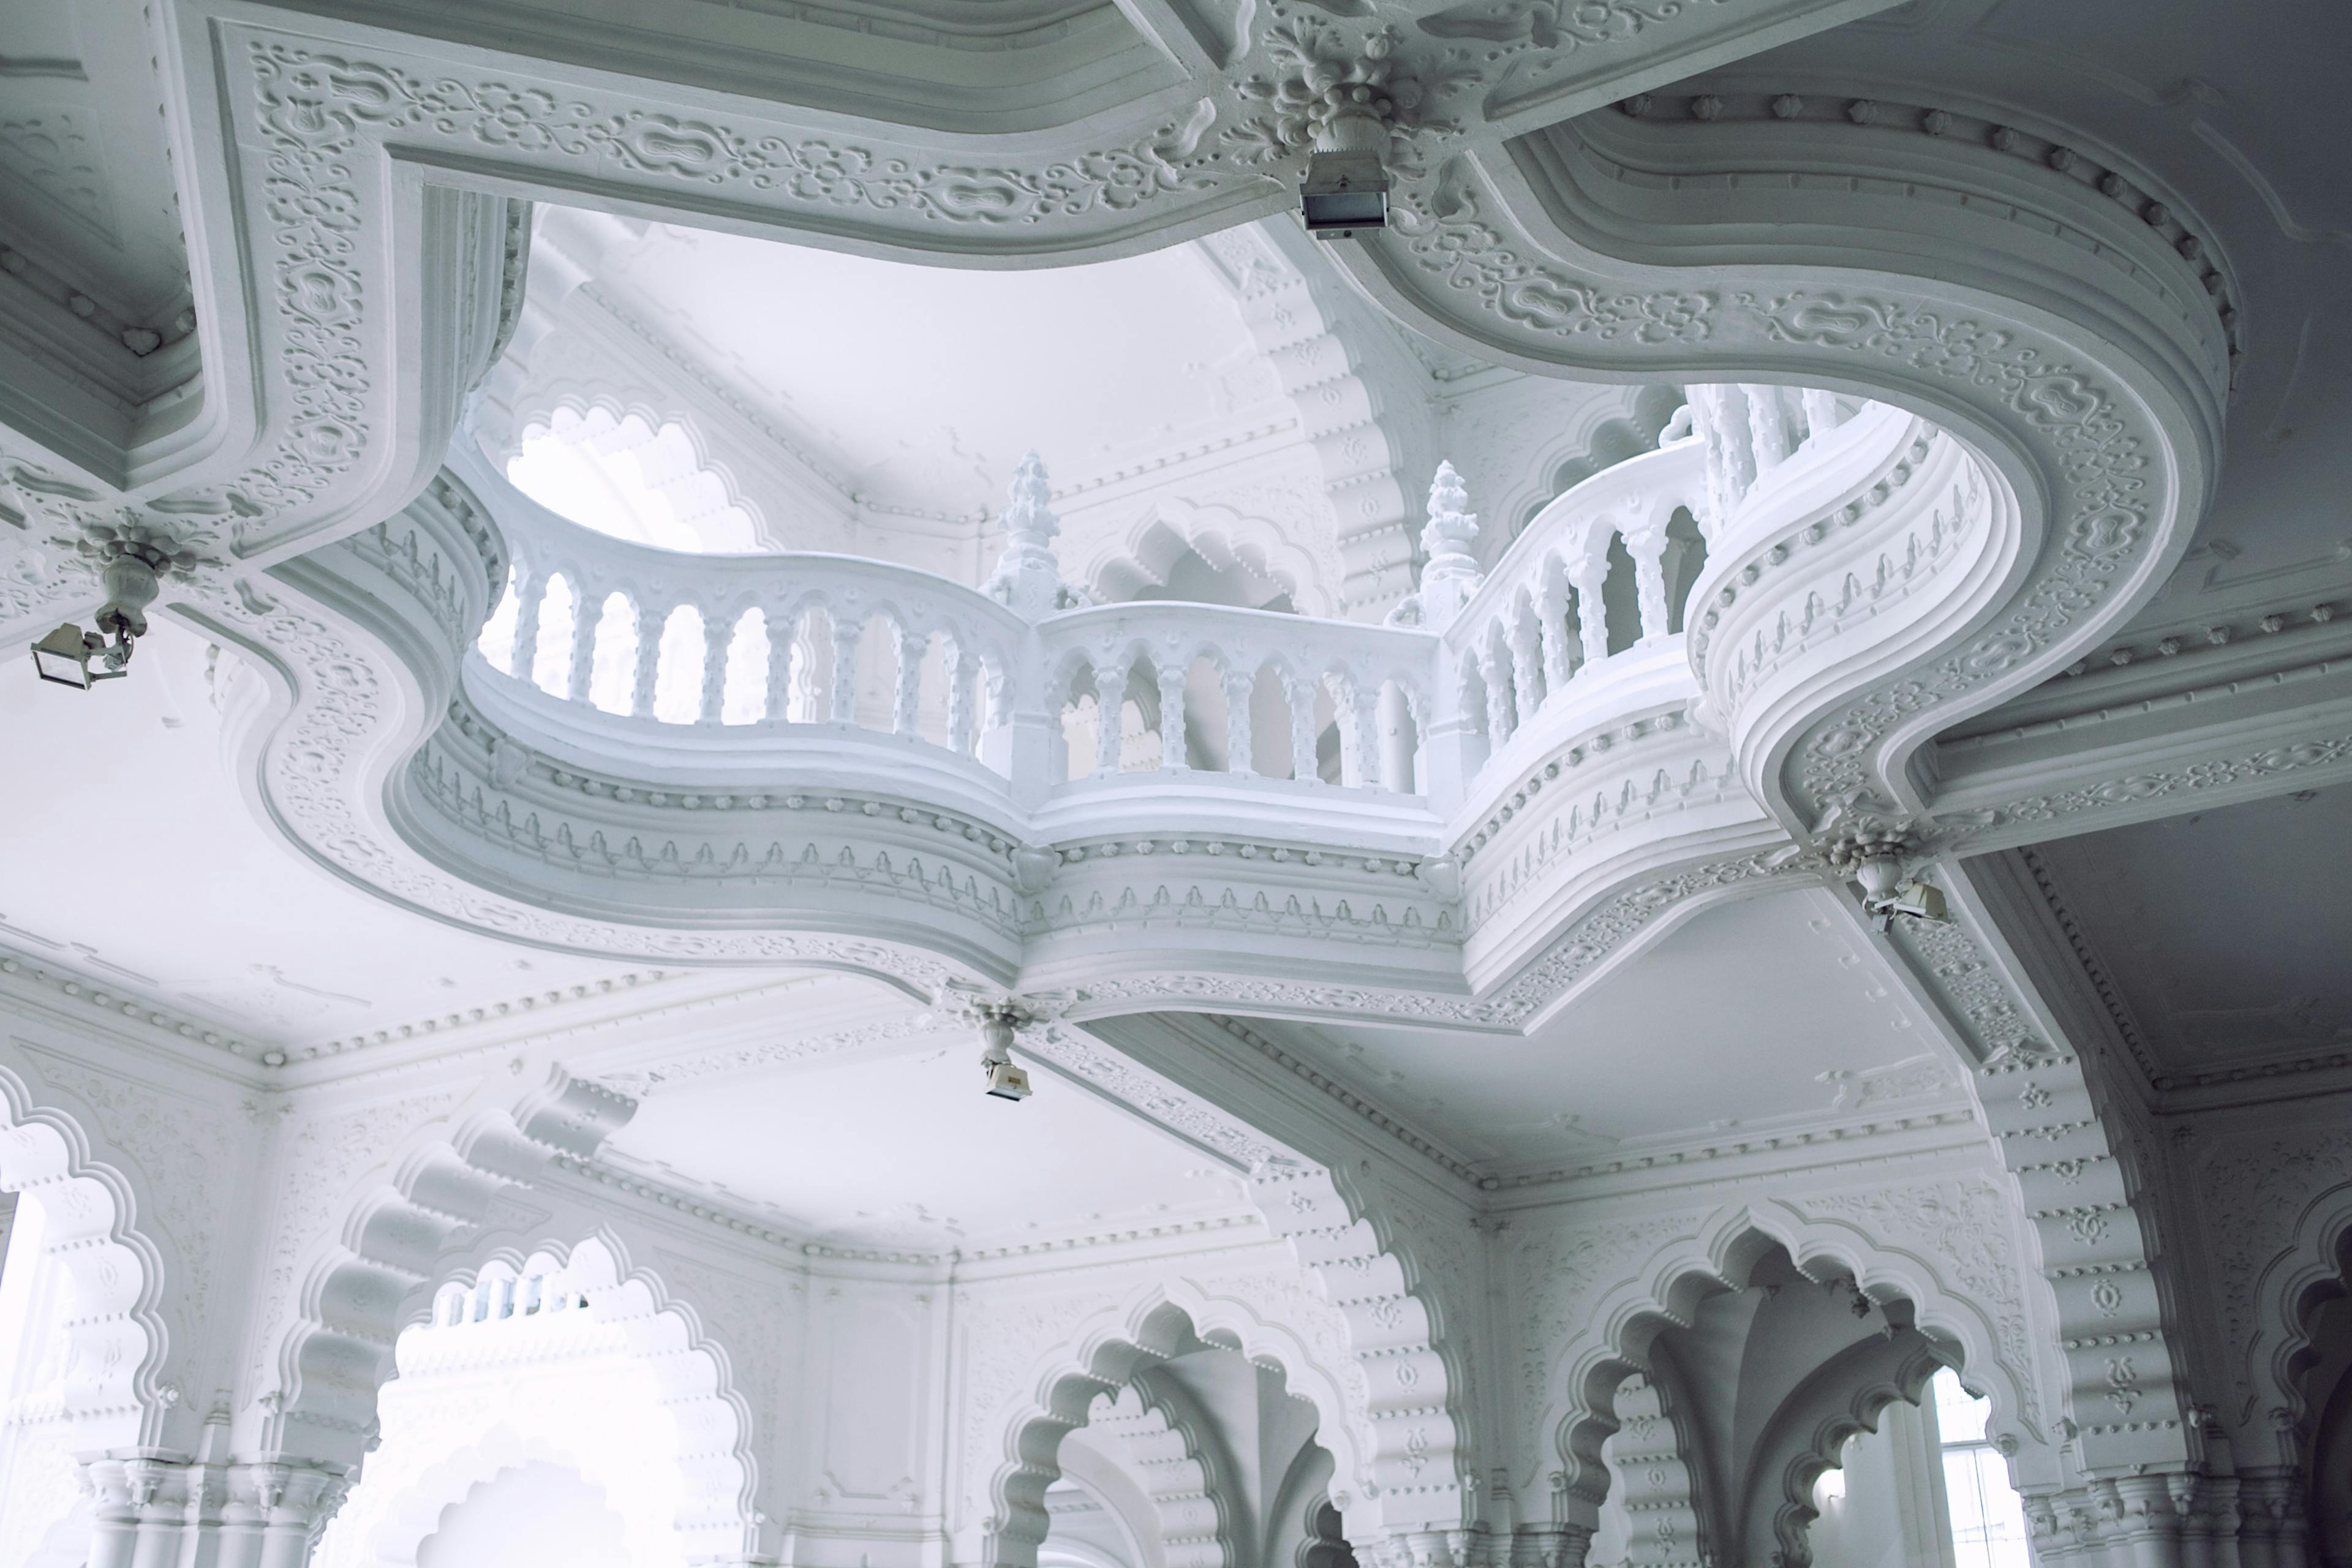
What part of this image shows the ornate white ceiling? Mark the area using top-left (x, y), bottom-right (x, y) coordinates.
top-left (6, 7), bottom-right (2352, 1546)
top-left (1261, 886), bottom-right (1954, 1174)
top-left (529, 221), bottom-right (1286, 526)
top-left (0, 620), bottom-right (645, 1052)
top-left (598, 989), bottom-right (1256, 1251)
top-left (2027, 784), bottom-right (2352, 1090)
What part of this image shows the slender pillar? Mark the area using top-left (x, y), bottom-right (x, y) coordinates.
top-left (1222, 668), bottom-right (1256, 777)
top-left (892, 621), bottom-right (925, 734)
top-left (1156, 662), bottom-right (1188, 769)
top-left (565, 586), bottom-right (600, 704)
top-left (828, 614), bottom-right (864, 725)
top-left (690, 609), bottom-right (726, 723)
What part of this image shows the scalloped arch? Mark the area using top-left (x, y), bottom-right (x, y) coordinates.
top-left (330, 1227), bottom-right (757, 1567)
top-left (1536, 1197), bottom-right (2046, 1521)
top-left (2250, 1166), bottom-right (2352, 1438)
top-left (0, 1063), bottom-right (170, 1453)
top-left (1080, 499), bottom-right (1335, 619)
top-left (985, 1281), bottom-right (1373, 1568)
top-left (252, 1069), bottom-right (638, 1472)
top-left (1744, 1325), bottom-right (1948, 1568)
top-left (505, 393), bottom-right (771, 552)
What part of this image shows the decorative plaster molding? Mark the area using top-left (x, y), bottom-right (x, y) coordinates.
top-left (0, 945), bottom-right (271, 1063)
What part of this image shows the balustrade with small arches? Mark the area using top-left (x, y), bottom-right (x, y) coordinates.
top-left (465, 391), bottom-right (1874, 827)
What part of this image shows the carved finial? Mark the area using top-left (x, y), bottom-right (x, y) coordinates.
top-left (1422, 460), bottom-right (1479, 561)
top-left (1386, 460), bottom-right (1485, 630)
top-left (981, 451), bottom-right (1087, 620)
top-left (1003, 450), bottom-right (1059, 551)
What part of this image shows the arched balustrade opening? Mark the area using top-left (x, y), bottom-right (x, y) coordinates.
top-left (527, 572), bottom-right (579, 698)
top-left (586, 591), bottom-right (638, 715)
top-left (475, 572), bottom-right (990, 755)
top-left (1050, 651), bottom-right (1411, 790)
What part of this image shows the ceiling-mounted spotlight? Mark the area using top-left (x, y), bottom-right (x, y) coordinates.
top-left (31, 621), bottom-right (129, 688)
top-left (1300, 148), bottom-right (1389, 238)
top-left (1826, 828), bottom-right (1948, 933)
top-left (28, 529), bottom-right (179, 690)
top-left (978, 1005), bottom-right (1032, 1102)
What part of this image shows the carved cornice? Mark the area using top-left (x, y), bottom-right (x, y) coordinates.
top-left (1606, 87), bottom-right (2242, 367)
top-left (0, 944), bottom-right (271, 1066)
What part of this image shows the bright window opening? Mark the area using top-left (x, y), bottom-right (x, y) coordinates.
top-left (507, 407), bottom-right (761, 553)
top-left (1931, 1368), bottom-right (2029, 1568)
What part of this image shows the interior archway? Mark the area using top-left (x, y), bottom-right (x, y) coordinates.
top-left (1029, 1336), bottom-right (1351, 1568)
top-left (987, 1294), bottom-right (1371, 1568)
top-left (319, 1234), bottom-right (753, 1568)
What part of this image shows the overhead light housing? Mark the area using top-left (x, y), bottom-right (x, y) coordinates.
top-left (28, 539), bottom-right (162, 690)
top-left (31, 623), bottom-right (103, 688)
top-left (978, 1009), bottom-right (1033, 1101)
top-left (1300, 149), bottom-right (1389, 238)
top-left (1886, 880), bottom-right (1947, 923)
top-left (984, 1059), bottom-right (1033, 1101)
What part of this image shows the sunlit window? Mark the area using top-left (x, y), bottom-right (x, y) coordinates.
top-left (505, 409), bottom-right (760, 553)
top-left (1932, 1368), bottom-right (2029, 1568)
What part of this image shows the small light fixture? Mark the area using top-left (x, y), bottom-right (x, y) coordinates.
top-left (979, 1007), bottom-right (1032, 1102)
top-left (1826, 829), bottom-right (1948, 932)
top-left (28, 530), bottom-right (171, 690)
top-left (1300, 148), bottom-right (1389, 238)
top-left (30, 622), bottom-right (112, 688)
top-left (1884, 879), bottom-right (1947, 924)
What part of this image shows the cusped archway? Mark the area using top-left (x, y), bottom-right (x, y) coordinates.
top-left (981, 1280), bottom-right (1405, 1568)
top-left (320, 1231), bottom-right (756, 1568)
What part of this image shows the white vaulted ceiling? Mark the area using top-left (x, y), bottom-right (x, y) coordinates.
top-left (0, 622), bottom-right (643, 1049)
top-left (567, 225), bottom-right (1283, 523)
top-left (599, 1000), bottom-right (1254, 1250)
top-left (1261, 888), bottom-right (1950, 1175)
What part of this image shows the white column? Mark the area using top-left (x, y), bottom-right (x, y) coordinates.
top-left (1222, 668), bottom-right (1256, 777)
top-left (1156, 662), bottom-right (1187, 769)
top-left (828, 614), bottom-right (864, 725)
top-left (1094, 663), bottom-right (1125, 776)
top-left (506, 566), bottom-right (544, 682)
top-left (1537, 582), bottom-right (1576, 691)
top-left (891, 621), bottom-right (924, 734)
top-left (1572, 563), bottom-right (1610, 668)
top-left (1284, 672), bottom-right (1321, 785)
top-left (944, 641), bottom-right (976, 753)
top-left (698, 609), bottom-right (731, 723)
top-left (565, 585), bottom-right (600, 704)
top-left (629, 601), bottom-right (663, 718)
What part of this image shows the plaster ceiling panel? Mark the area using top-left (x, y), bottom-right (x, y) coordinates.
top-left (1724, 0), bottom-right (2352, 589)
top-left (573, 222), bottom-right (1285, 522)
top-left (0, 621), bottom-right (643, 1049)
top-left (268, 0), bottom-right (1176, 135)
top-left (602, 1022), bottom-right (1250, 1248)
top-left (0, 0), bottom-right (190, 320)
top-left (1275, 887), bottom-right (1946, 1172)
top-left (2029, 784), bottom-right (2352, 1080)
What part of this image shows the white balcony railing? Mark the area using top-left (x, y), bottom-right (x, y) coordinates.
top-left (458, 388), bottom-right (1871, 829)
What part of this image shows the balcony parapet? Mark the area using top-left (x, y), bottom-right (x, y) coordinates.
top-left (214, 384), bottom-right (1976, 1024)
